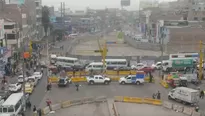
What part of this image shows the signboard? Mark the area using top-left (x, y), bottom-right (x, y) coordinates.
top-left (117, 32), bottom-right (124, 40)
top-left (8, 0), bottom-right (25, 5)
top-left (140, 0), bottom-right (158, 9)
top-left (172, 59), bottom-right (193, 68)
top-left (121, 0), bottom-right (130, 6)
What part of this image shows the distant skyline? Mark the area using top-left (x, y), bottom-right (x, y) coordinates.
top-left (42, 0), bottom-right (177, 11)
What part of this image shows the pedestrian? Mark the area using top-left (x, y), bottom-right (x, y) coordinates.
top-left (195, 106), bottom-right (199, 112)
top-left (34, 66), bottom-right (36, 72)
top-left (37, 108), bottom-right (42, 116)
top-left (156, 91), bottom-right (161, 100)
top-left (46, 98), bottom-right (52, 111)
top-left (26, 100), bottom-right (31, 109)
top-left (75, 83), bottom-right (79, 91)
top-left (46, 84), bottom-right (50, 91)
top-left (200, 90), bottom-right (204, 99)
top-left (33, 105), bottom-right (36, 112)
top-left (20, 111), bottom-right (25, 116)
top-left (41, 67), bottom-right (44, 73)
top-left (152, 93), bottom-right (156, 99)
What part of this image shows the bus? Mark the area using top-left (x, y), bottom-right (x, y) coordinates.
top-left (104, 59), bottom-right (128, 70)
top-left (55, 56), bottom-right (79, 67)
top-left (169, 53), bottom-right (199, 60)
top-left (0, 92), bottom-right (24, 115)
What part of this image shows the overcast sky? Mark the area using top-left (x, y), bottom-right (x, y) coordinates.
top-left (42, 0), bottom-right (176, 11)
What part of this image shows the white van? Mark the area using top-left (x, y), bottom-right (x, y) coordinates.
top-left (85, 62), bottom-right (106, 71)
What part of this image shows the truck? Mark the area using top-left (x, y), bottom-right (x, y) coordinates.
top-left (162, 58), bottom-right (194, 72)
top-left (168, 87), bottom-right (199, 105)
top-left (119, 71), bottom-right (145, 85)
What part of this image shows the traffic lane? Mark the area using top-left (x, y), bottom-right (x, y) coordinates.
top-left (25, 68), bottom-right (47, 115)
top-left (39, 82), bottom-right (168, 107)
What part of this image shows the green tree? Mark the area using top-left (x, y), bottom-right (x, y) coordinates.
top-left (42, 6), bottom-right (50, 36)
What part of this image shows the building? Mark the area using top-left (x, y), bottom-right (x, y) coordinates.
top-left (35, 0), bottom-right (44, 39)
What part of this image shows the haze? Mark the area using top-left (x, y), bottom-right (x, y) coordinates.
top-left (42, 0), bottom-right (176, 11)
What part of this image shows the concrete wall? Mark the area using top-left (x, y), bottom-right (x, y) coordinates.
top-left (124, 36), bottom-right (161, 51)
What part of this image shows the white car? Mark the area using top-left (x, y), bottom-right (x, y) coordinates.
top-left (87, 75), bottom-right (111, 85)
top-left (131, 63), bottom-right (146, 70)
top-left (8, 83), bottom-right (22, 92)
top-left (151, 62), bottom-right (162, 70)
top-left (33, 72), bottom-right (43, 80)
top-left (18, 75), bottom-right (28, 83)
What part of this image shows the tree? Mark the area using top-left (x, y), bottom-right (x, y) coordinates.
top-left (42, 6), bottom-right (50, 36)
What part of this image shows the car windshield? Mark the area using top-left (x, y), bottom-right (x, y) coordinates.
top-left (59, 79), bottom-right (65, 83)
top-left (28, 78), bottom-right (34, 82)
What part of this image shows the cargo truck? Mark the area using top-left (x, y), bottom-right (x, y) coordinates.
top-left (162, 58), bottom-right (194, 72)
top-left (168, 87), bottom-right (199, 105)
top-left (119, 71), bottom-right (145, 85)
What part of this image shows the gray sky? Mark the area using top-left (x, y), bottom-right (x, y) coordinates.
top-left (42, 0), bottom-right (176, 11)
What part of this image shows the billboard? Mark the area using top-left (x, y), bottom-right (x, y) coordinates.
top-left (140, 0), bottom-right (158, 9)
top-left (8, 0), bottom-right (25, 5)
top-left (121, 0), bottom-right (130, 6)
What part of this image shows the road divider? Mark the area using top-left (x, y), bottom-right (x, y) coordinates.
top-left (162, 101), bottom-right (201, 116)
top-left (114, 96), bottom-right (161, 105)
top-left (67, 70), bottom-right (138, 76)
top-left (48, 76), bottom-right (155, 83)
top-left (41, 96), bottom-right (107, 115)
top-left (160, 80), bottom-right (169, 88)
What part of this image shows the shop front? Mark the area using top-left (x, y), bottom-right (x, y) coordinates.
top-left (0, 47), bottom-right (12, 77)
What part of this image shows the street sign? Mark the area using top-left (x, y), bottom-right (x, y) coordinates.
top-left (117, 32), bottom-right (123, 40)
top-left (172, 59), bottom-right (193, 68)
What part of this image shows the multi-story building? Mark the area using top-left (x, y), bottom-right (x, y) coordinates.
top-left (35, 0), bottom-right (44, 38)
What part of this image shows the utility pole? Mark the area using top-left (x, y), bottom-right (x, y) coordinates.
top-left (199, 40), bottom-right (203, 80)
top-left (159, 26), bottom-right (164, 79)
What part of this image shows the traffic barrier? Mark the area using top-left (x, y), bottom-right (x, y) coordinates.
top-left (61, 100), bottom-right (71, 108)
top-left (82, 97), bottom-right (95, 104)
top-left (95, 96), bottom-right (107, 102)
top-left (144, 77), bottom-right (155, 83)
top-left (130, 70), bottom-right (136, 75)
top-left (162, 101), bottom-right (173, 109)
top-left (123, 96), bottom-right (143, 103)
top-left (106, 70), bottom-right (117, 75)
top-left (67, 72), bottom-right (73, 75)
top-left (152, 99), bottom-right (162, 105)
top-left (51, 103), bottom-right (61, 111)
top-left (119, 71), bottom-right (130, 75)
top-left (192, 111), bottom-right (201, 116)
top-left (49, 77), bottom-right (59, 83)
top-left (70, 99), bottom-right (83, 106)
top-left (110, 77), bottom-right (120, 81)
top-left (173, 104), bottom-right (184, 112)
top-left (143, 98), bottom-right (156, 104)
top-left (71, 77), bottom-right (87, 82)
top-left (114, 96), bottom-right (123, 102)
top-left (183, 107), bottom-right (194, 116)
top-left (42, 106), bottom-right (50, 115)
top-left (160, 80), bottom-right (169, 88)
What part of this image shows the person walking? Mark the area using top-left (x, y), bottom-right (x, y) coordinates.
top-left (33, 105), bottom-right (36, 112)
top-left (75, 83), bottom-right (79, 91)
top-left (200, 90), bottom-right (204, 99)
top-left (156, 91), bottom-right (161, 100)
top-left (152, 93), bottom-right (156, 99)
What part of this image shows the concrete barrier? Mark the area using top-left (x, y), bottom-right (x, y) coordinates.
top-left (70, 99), bottom-right (83, 105)
top-left (51, 103), bottom-right (61, 111)
top-left (183, 107), bottom-right (193, 116)
top-left (192, 111), bottom-right (201, 116)
top-left (173, 104), bottom-right (184, 112)
top-left (162, 101), bottom-right (173, 109)
top-left (95, 96), bottom-right (107, 102)
top-left (82, 97), bottom-right (95, 104)
top-left (42, 106), bottom-right (50, 115)
top-left (61, 100), bottom-right (71, 108)
top-left (114, 96), bottom-right (123, 102)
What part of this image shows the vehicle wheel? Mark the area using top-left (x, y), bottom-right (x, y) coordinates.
top-left (136, 81), bottom-right (140, 85)
top-left (89, 81), bottom-right (94, 85)
top-left (104, 81), bottom-right (108, 85)
top-left (120, 81), bottom-right (125, 85)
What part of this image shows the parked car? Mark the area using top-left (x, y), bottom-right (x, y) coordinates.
top-left (25, 82), bottom-right (34, 94)
top-left (27, 76), bottom-right (38, 87)
top-left (18, 75), bottom-right (28, 83)
top-left (139, 66), bottom-right (154, 73)
top-left (151, 62), bottom-right (161, 70)
top-left (131, 63), bottom-right (146, 70)
top-left (33, 72), bottom-right (43, 80)
top-left (8, 83), bottom-right (22, 92)
top-left (58, 77), bottom-right (71, 87)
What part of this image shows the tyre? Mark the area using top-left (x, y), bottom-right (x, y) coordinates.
top-left (104, 81), bottom-right (109, 85)
top-left (120, 81), bottom-right (125, 85)
top-left (89, 81), bottom-right (94, 85)
top-left (136, 81), bottom-right (140, 85)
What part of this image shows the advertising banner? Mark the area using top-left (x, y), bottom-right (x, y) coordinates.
top-left (8, 0), bottom-right (25, 5)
